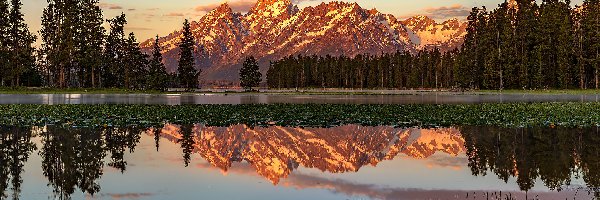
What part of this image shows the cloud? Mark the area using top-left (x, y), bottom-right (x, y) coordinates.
top-left (99, 3), bottom-right (123, 10)
top-left (165, 12), bottom-right (185, 17)
top-left (125, 26), bottom-right (153, 31)
top-left (423, 4), bottom-right (470, 20)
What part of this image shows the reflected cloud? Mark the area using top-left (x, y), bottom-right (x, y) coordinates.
top-left (87, 192), bottom-right (155, 200)
top-left (196, 161), bottom-right (588, 200)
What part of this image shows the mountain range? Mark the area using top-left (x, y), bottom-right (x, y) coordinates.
top-left (149, 124), bottom-right (465, 184)
top-left (140, 0), bottom-right (467, 81)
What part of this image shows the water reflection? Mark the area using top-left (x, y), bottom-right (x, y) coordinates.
top-left (0, 127), bottom-right (36, 200)
top-left (462, 126), bottom-right (600, 197)
top-left (155, 125), bottom-right (465, 184)
top-left (3, 93), bottom-right (600, 104)
top-left (0, 125), bottom-right (599, 199)
top-left (38, 127), bottom-right (141, 199)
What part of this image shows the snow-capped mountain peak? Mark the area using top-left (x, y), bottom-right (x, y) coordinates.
top-left (249, 0), bottom-right (296, 17)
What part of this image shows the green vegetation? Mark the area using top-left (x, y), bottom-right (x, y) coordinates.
top-left (239, 56), bottom-right (262, 91)
top-left (2, 103), bottom-right (600, 127)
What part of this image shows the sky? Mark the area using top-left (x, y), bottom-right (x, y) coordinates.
top-left (23, 0), bottom-right (585, 45)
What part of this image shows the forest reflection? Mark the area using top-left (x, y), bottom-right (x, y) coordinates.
top-left (0, 125), bottom-right (599, 199)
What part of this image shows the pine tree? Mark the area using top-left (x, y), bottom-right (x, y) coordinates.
top-left (177, 19), bottom-right (199, 90)
top-left (0, 0), bottom-right (8, 86)
top-left (581, 0), bottom-right (600, 89)
top-left (459, 7), bottom-right (487, 89)
top-left (40, 0), bottom-right (77, 88)
top-left (77, 0), bottom-right (104, 88)
top-left (240, 56), bottom-right (262, 91)
top-left (123, 32), bottom-right (149, 90)
top-left (536, 0), bottom-right (573, 88)
top-left (39, 0), bottom-right (58, 87)
top-left (148, 36), bottom-right (169, 91)
top-left (574, 5), bottom-right (586, 89)
top-left (102, 14), bottom-right (127, 88)
top-left (515, 0), bottom-right (540, 89)
top-left (7, 0), bottom-right (36, 87)
top-left (556, 0), bottom-right (574, 88)
top-left (39, 0), bottom-right (105, 88)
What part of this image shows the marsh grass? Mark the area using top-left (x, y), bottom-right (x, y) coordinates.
top-left (1, 103), bottom-right (599, 128)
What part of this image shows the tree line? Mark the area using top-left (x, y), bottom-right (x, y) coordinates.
top-left (268, 0), bottom-right (600, 90)
top-left (2, 0), bottom-right (599, 90)
top-left (1, 0), bottom-right (199, 90)
top-left (266, 50), bottom-right (457, 89)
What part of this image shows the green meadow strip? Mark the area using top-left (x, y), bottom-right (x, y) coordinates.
top-left (0, 103), bottom-right (599, 128)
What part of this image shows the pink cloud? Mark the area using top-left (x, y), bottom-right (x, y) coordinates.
top-left (423, 4), bottom-right (470, 20)
top-left (99, 3), bottom-right (123, 10)
top-left (164, 12), bottom-right (185, 17)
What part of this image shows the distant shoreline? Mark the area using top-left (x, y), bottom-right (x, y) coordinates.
top-left (1, 87), bottom-right (600, 95)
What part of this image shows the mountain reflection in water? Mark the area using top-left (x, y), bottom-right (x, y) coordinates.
top-left (0, 125), bottom-right (599, 199)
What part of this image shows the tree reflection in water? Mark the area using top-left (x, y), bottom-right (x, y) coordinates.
top-left (1, 125), bottom-right (599, 199)
top-left (0, 127), bottom-right (36, 200)
top-left (462, 126), bottom-right (600, 197)
top-left (38, 126), bottom-right (141, 199)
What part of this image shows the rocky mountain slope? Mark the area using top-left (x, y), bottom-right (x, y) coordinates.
top-left (140, 0), bottom-right (467, 81)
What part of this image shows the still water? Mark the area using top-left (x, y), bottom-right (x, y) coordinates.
top-left (1, 93), bottom-right (600, 104)
top-left (1, 125), bottom-right (599, 199)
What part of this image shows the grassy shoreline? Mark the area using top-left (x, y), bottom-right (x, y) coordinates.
top-left (2, 87), bottom-right (600, 95)
top-left (1, 103), bottom-right (599, 128)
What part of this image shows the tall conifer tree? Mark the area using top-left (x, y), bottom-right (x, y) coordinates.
top-left (77, 0), bottom-right (105, 88)
top-left (40, 0), bottom-right (77, 88)
top-left (7, 0), bottom-right (36, 87)
top-left (148, 36), bottom-right (169, 91)
top-left (177, 19), bottom-right (199, 90)
top-left (240, 56), bottom-right (262, 91)
top-left (123, 32), bottom-right (148, 90)
top-left (102, 14), bottom-right (127, 88)
top-left (0, 0), bottom-right (9, 86)
top-left (581, 0), bottom-right (600, 89)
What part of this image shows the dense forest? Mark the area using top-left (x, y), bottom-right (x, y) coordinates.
top-left (267, 0), bottom-right (600, 90)
top-left (0, 0), bottom-right (196, 90)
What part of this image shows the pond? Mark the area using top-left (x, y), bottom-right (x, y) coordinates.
top-left (1, 93), bottom-right (600, 104)
top-left (2, 124), bottom-right (598, 200)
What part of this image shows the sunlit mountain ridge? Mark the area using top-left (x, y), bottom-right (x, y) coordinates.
top-left (140, 0), bottom-right (467, 81)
